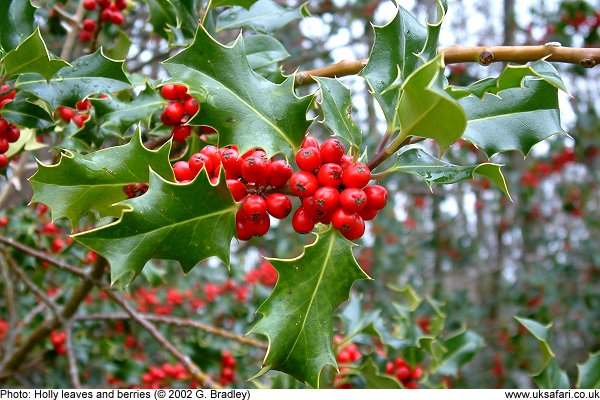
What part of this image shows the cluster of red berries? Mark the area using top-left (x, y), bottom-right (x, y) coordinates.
top-left (333, 337), bottom-right (362, 388)
top-left (289, 136), bottom-right (387, 240)
top-left (141, 363), bottom-right (189, 388)
top-left (50, 330), bottom-right (67, 355)
top-left (160, 84), bottom-right (200, 142)
top-left (57, 99), bottom-right (94, 128)
top-left (0, 84), bottom-right (19, 168)
top-left (80, 0), bottom-right (127, 43)
top-left (244, 261), bottom-right (278, 286)
top-left (219, 350), bottom-right (237, 386)
top-left (385, 357), bottom-right (422, 389)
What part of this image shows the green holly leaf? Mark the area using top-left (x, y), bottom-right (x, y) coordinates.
top-left (533, 359), bottom-right (570, 389)
top-left (164, 26), bottom-right (312, 157)
top-left (216, 0), bottom-right (309, 34)
top-left (0, 0), bottom-right (36, 52)
top-left (212, 0), bottom-right (256, 8)
top-left (460, 80), bottom-right (565, 157)
top-left (244, 35), bottom-right (290, 72)
top-left (145, 0), bottom-right (178, 40)
top-left (29, 130), bottom-right (174, 227)
top-left (87, 85), bottom-right (167, 145)
top-left (102, 29), bottom-right (133, 60)
top-left (448, 60), bottom-right (569, 100)
top-left (15, 50), bottom-right (131, 110)
top-left (577, 352), bottom-right (600, 389)
top-left (360, 358), bottom-right (402, 389)
top-left (338, 294), bottom-right (381, 339)
top-left (1, 28), bottom-right (68, 81)
top-left (515, 316), bottom-right (555, 374)
top-left (388, 148), bottom-right (510, 198)
top-left (434, 329), bottom-right (484, 376)
top-left (249, 228), bottom-right (371, 388)
top-left (0, 98), bottom-right (54, 130)
top-left (74, 168), bottom-right (238, 286)
top-left (314, 77), bottom-right (362, 151)
top-left (389, 284), bottom-right (423, 312)
top-left (5, 128), bottom-right (46, 158)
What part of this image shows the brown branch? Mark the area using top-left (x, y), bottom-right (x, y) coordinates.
top-left (64, 323), bottom-right (81, 388)
top-left (0, 256), bottom-right (18, 362)
top-left (60, 0), bottom-right (86, 60)
top-left (294, 45), bottom-right (600, 86)
top-left (75, 313), bottom-right (267, 349)
top-left (104, 291), bottom-right (222, 389)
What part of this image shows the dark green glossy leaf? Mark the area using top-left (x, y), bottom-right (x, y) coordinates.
top-left (16, 50), bottom-right (131, 110)
top-left (1, 28), bottom-right (68, 80)
top-left (390, 148), bottom-right (510, 198)
top-left (249, 228), bottom-right (371, 388)
top-left (164, 26), bottom-right (312, 157)
top-left (0, 0), bottom-right (36, 52)
top-left (145, 0), bottom-right (178, 40)
top-left (360, 358), bottom-right (402, 389)
top-left (216, 0), bottom-right (309, 34)
top-left (460, 80), bottom-right (565, 157)
top-left (577, 352), bottom-right (600, 389)
top-left (533, 360), bottom-right (570, 389)
top-left (314, 77), bottom-right (362, 151)
top-left (74, 168), bottom-right (237, 286)
top-left (434, 329), bottom-right (484, 376)
top-left (515, 316), bottom-right (555, 373)
top-left (29, 130), bottom-right (174, 227)
top-left (0, 98), bottom-right (54, 130)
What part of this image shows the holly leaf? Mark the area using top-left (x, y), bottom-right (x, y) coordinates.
top-left (314, 77), bottom-right (362, 151)
top-left (338, 294), bottom-right (381, 339)
top-left (87, 84), bottom-right (167, 145)
top-left (0, 0), bottom-right (36, 52)
top-left (102, 29), bottom-right (133, 60)
top-left (164, 26), bottom-right (312, 157)
top-left (515, 316), bottom-right (555, 374)
top-left (389, 148), bottom-right (510, 198)
top-left (460, 80), bottom-right (565, 157)
top-left (15, 50), bottom-right (131, 110)
top-left (74, 168), bottom-right (238, 286)
top-left (533, 360), bottom-right (570, 389)
top-left (29, 130), bottom-right (174, 227)
top-left (244, 35), bottom-right (290, 71)
top-left (249, 228), bottom-right (371, 388)
top-left (577, 352), bottom-right (600, 389)
top-left (216, 0), bottom-right (309, 34)
top-left (1, 28), bottom-right (68, 81)
top-left (212, 0), bottom-right (256, 8)
top-left (360, 358), bottom-right (402, 389)
top-left (0, 98), bottom-right (54, 130)
top-left (5, 128), bottom-right (46, 158)
top-left (145, 0), bottom-right (178, 40)
top-left (434, 329), bottom-right (484, 376)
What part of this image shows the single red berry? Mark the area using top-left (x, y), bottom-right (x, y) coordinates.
top-left (320, 138), bottom-right (345, 164)
top-left (71, 115), bottom-right (86, 128)
top-left (396, 366), bottom-right (411, 381)
top-left (313, 186), bottom-right (339, 212)
top-left (317, 163), bottom-right (343, 187)
top-left (363, 185), bottom-right (388, 210)
top-left (301, 136), bottom-right (319, 149)
top-left (100, 8), bottom-right (113, 21)
top-left (337, 350), bottom-right (351, 363)
top-left (342, 162), bottom-right (371, 188)
top-left (58, 106), bottom-right (75, 121)
top-left (110, 11), bottom-right (125, 25)
top-left (0, 118), bottom-right (7, 134)
top-left (0, 138), bottom-right (9, 153)
top-left (295, 146), bottom-right (322, 171)
top-left (241, 155), bottom-right (267, 184)
top-left (316, 209), bottom-right (333, 224)
top-left (189, 153), bottom-right (213, 176)
top-left (0, 154), bottom-right (8, 168)
top-left (301, 196), bottom-right (319, 220)
top-left (172, 125), bottom-right (192, 142)
top-left (242, 195), bottom-right (267, 222)
top-left (184, 97), bottom-right (199, 116)
top-left (79, 30), bottom-right (92, 43)
top-left (200, 145), bottom-right (221, 174)
top-left (339, 188), bottom-right (367, 212)
top-left (412, 366), bottom-right (423, 380)
top-left (236, 214), bottom-right (252, 241)
top-left (82, 18), bottom-right (97, 32)
top-left (173, 84), bottom-right (189, 100)
top-left (292, 207), bottom-right (315, 234)
top-left (172, 161), bottom-right (195, 182)
top-left (161, 102), bottom-right (185, 126)
top-left (83, 0), bottom-right (97, 10)
top-left (3, 126), bottom-right (18, 144)
top-left (220, 148), bottom-right (241, 179)
top-left (0, 216), bottom-right (7, 226)
top-left (77, 99), bottom-right (92, 111)
top-left (331, 208), bottom-right (356, 232)
top-left (160, 84), bottom-right (179, 101)
top-left (115, 0), bottom-right (127, 9)
top-left (290, 171), bottom-right (318, 198)
top-left (266, 193), bottom-right (292, 219)
top-left (266, 160), bottom-right (293, 187)
top-left (342, 214), bottom-right (365, 240)
top-left (226, 179), bottom-right (246, 201)
top-left (358, 208), bottom-right (378, 221)
top-left (247, 213), bottom-right (270, 236)
top-left (340, 154), bottom-right (353, 169)
top-left (51, 238), bottom-right (66, 253)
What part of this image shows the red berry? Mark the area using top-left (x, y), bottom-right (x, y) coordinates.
top-left (0, 138), bottom-right (9, 153)
top-left (342, 214), bottom-right (365, 240)
top-left (331, 208), bottom-right (356, 232)
top-left (363, 185), bottom-right (388, 210)
top-left (51, 238), bottom-right (66, 253)
top-left (292, 207), bottom-right (315, 234)
top-left (290, 171), bottom-right (318, 198)
top-left (184, 97), bottom-right (199, 116)
top-left (236, 215), bottom-right (252, 241)
top-left (317, 163), bottom-right (343, 187)
top-left (295, 146), bottom-right (321, 171)
top-left (358, 208), bottom-right (378, 221)
top-left (76, 99), bottom-right (92, 111)
top-left (266, 193), bottom-right (292, 219)
top-left (396, 366), bottom-right (411, 381)
top-left (301, 136), bottom-right (319, 148)
top-left (313, 186), bottom-right (339, 212)
top-left (226, 179), bottom-right (246, 201)
top-left (71, 115), bottom-right (86, 128)
top-left (174, 84), bottom-right (189, 100)
top-left (340, 154), bottom-right (353, 169)
top-left (0, 154), bottom-right (8, 168)
top-left (266, 160), bottom-right (293, 187)
top-left (242, 195), bottom-right (267, 222)
top-left (78, 30), bottom-right (92, 43)
top-left (115, 0), bottom-right (127, 10)
top-left (301, 197), bottom-right (319, 220)
top-left (189, 153), bottom-right (213, 176)
top-left (337, 350), bottom-right (351, 363)
top-left (83, 0), bottom-right (97, 10)
top-left (160, 84), bottom-right (179, 101)
top-left (200, 145), bottom-right (221, 174)
top-left (100, 8), bottom-right (113, 21)
top-left (247, 213), bottom-right (270, 236)
top-left (172, 161), bottom-right (195, 182)
top-left (412, 366), bottom-right (423, 380)
top-left (82, 19), bottom-right (96, 32)
top-left (97, 0), bottom-right (110, 7)
top-left (241, 155), bottom-right (267, 184)
top-left (58, 106), bottom-right (75, 121)
top-left (320, 138), bottom-right (345, 164)
top-left (110, 11), bottom-right (125, 25)
top-left (342, 162), bottom-right (371, 188)
top-left (339, 188), bottom-right (367, 212)
top-left (0, 118), bottom-right (7, 134)
top-left (172, 125), bottom-right (192, 142)
top-left (161, 102), bottom-right (185, 126)
top-left (220, 148), bottom-right (241, 179)
top-left (6, 126), bottom-right (20, 144)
